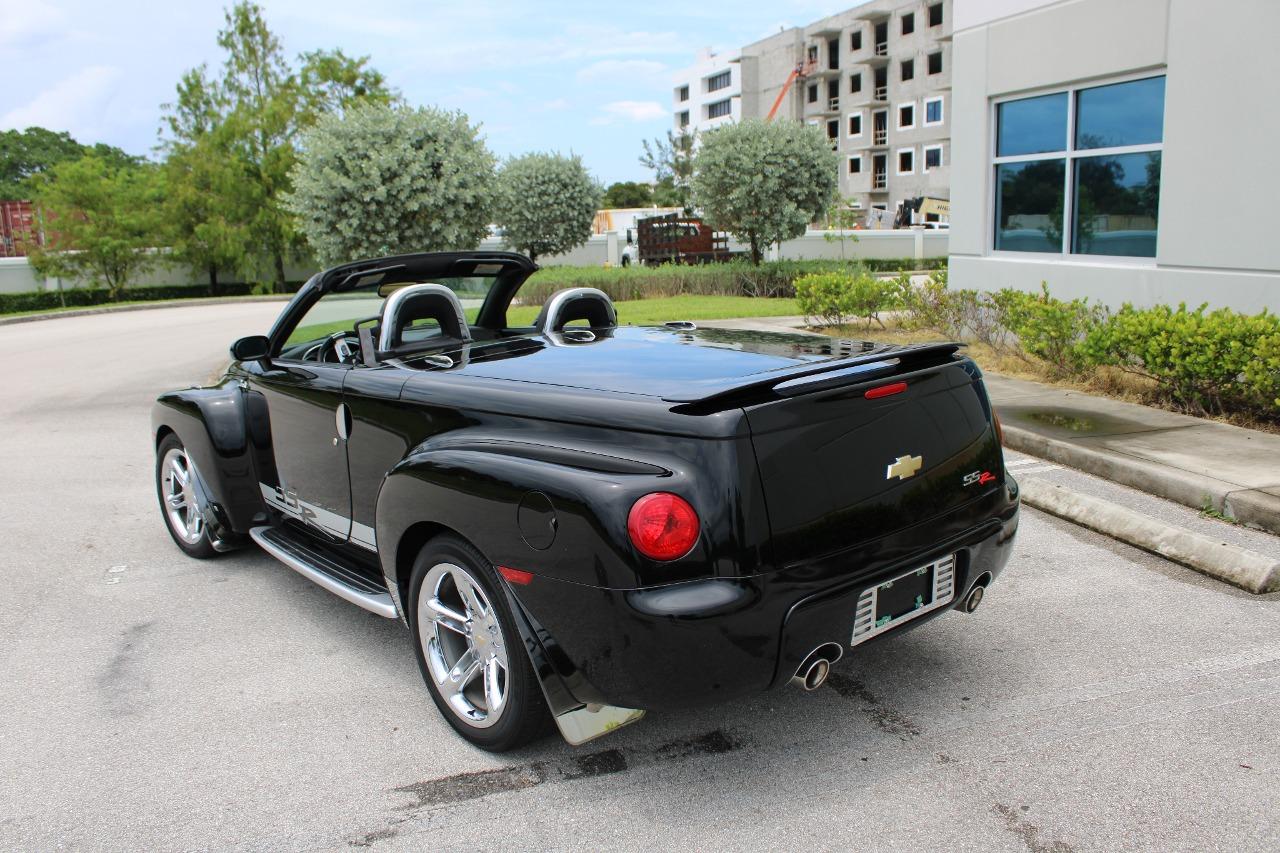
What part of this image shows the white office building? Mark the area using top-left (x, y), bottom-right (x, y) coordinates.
top-left (671, 48), bottom-right (741, 133)
top-left (948, 0), bottom-right (1279, 312)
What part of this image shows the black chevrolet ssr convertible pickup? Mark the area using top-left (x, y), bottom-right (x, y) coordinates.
top-left (152, 251), bottom-right (1019, 751)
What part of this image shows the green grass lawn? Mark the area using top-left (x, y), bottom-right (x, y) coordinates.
top-left (283, 295), bottom-right (799, 347)
top-left (506, 295), bottom-right (799, 326)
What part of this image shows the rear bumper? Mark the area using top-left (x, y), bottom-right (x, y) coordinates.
top-left (510, 485), bottom-right (1019, 711)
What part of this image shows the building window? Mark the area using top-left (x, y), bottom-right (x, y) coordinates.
top-left (826, 119), bottom-right (839, 141)
top-left (848, 113), bottom-right (863, 137)
top-left (924, 145), bottom-right (943, 171)
top-left (706, 98), bottom-right (732, 119)
top-left (924, 96), bottom-right (944, 126)
top-left (928, 3), bottom-right (943, 27)
top-left (678, 110), bottom-right (690, 128)
top-left (992, 75), bottom-right (1165, 257)
top-left (850, 73), bottom-right (862, 94)
top-left (807, 83), bottom-right (819, 104)
top-left (897, 148), bottom-right (915, 175)
top-left (928, 51), bottom-right (942, 75)
top-left (677, 85), bottom-right (689, 102)
top-left (807, 45), bottom-right (819, 63)
top-left (901, 59), bottom-right (914, 82)
top-left (902, 12), bottom-right (915, 35)
top-left (897, 102), bottom-right (915, 130)
top-left (849, 155), bottom-right (863, 174)
top-left (706, 70), bottom-right (731, 93)
top-left (827, 38), bottom-right (840, 70)
top-left (850, 30), bottom-right (862, 51)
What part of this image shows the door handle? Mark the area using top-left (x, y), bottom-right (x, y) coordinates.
top-left (335, 402), bottom-right (352, 442)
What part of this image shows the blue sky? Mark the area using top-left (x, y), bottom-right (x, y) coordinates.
top-left (0, 0), bottom-right (857, 185)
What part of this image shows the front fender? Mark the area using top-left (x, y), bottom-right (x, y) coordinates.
top-left (151, 380), bottom-right (268, 537)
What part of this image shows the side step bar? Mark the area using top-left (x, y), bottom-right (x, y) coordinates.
top-left (249, 525), bottom-right (398, 618)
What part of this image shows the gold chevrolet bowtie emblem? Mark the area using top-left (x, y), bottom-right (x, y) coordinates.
top-left (886, 454), bottom-right (923, 481)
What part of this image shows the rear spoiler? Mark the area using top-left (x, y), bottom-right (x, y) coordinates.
top-left (663, 342), bottom-right (962, 408)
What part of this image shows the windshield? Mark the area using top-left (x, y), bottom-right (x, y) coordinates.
top-left (281, 275), bottom-right (499, 355)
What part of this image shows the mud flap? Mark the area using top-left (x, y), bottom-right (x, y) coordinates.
top-left (496, 581), bottom-right (646, 745)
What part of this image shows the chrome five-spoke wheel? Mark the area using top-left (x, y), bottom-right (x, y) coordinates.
top-left (417, 562), bottom-right (510, 729)
top-left (160, 447), bottom-right (204, 546)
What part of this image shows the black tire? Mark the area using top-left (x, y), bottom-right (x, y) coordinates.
top-left (408, 535), bottom-right (551, 751)
top-left (155, 433), bottom-right (218, 559)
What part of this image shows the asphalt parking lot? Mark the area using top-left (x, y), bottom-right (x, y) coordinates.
top-left (3, 303), bottom-right (1278, 852)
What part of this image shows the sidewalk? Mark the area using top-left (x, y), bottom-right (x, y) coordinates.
top-left (987, 375), bottom-right (1280, 536)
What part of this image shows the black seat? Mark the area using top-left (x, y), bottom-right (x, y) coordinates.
top-left (533, 288), bottom-right (617, 332)
top-left (377, 283), bottom-right (470, 356)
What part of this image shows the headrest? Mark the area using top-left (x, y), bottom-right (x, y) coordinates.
top-left (377, 283), bottom-right (470, 353)
top-left (533, 287), bottom-right (617, 332)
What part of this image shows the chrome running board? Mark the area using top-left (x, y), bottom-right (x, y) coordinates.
top-left (250, 525), bottom-right (398, 618)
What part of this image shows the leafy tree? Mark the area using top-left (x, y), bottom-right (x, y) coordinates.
top-left (494, 153), bottom-right (602, 263)
top-left (602, 180), bottom-right (653, 208)
top-left (184, 2), bottom-right (396, 292)
top-left (297, 49), bottom-right (398, 118)
top-left (691, 119), bottom-right (838, 264)
top-left (1, 127), bottom-right (137, 195)
top-left (28, 154), bottom-right (166, 299)
top-left (159, 65), bottom-right (256, 293)
top-left (639, 129), bottom-right (696, 211)
top-left (650, 176), bottom-right (682, 207)
top-left (287, 103), bottom-right (494, 265)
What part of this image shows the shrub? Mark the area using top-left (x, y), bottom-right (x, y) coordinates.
top-left (1082, 303), bottom-right (1280, 416)
top-left (517, 259), bottom-right (943, 306)
top-left (993, 282), bottom-right (1103, 377)
top-left (795, 268), bottom-right (902, 329)
top-left (900, 270), bottom-right (1008, 347)
top-left (0, 282), bottom-right (302, 315)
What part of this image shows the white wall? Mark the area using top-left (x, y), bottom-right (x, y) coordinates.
top-left (949, 0), bottom-right (1280, 312)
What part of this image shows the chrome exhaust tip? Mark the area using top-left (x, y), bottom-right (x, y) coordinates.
top-left (963, 584), bottom-right (985, 613)
top-left (791, 642), bottom-right (843, 691)
top-left (799, 658), bottom-right (831, 691)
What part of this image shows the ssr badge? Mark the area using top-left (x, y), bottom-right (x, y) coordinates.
top-left (963, 470), bottom-right (996, 487)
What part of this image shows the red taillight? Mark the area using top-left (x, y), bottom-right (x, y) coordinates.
top-left (865, 381), bottom-right (908, 400)
top-left (993, 411), bottom-right (1004, 445)
top-left (497, 566), bottom-right (533, 585)
top-left (627, 492), bottom-right (700, 561)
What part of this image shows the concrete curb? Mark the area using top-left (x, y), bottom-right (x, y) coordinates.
top-left (1020, 478), bottom-right (1280, 594)
top-left (0, 295), bottom-right (294, 326)
top-left (1001, 423), bottom-right (1280, 537)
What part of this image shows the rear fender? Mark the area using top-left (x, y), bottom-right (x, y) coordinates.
top-left (374, 434), bottom-right (723, 736)
top-left (151, 381), bottom-right (268, 538)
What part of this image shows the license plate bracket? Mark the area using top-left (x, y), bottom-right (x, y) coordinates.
top-left (850, 554), bottom-right (957, 647)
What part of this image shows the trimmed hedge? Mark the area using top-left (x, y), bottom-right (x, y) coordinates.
top-left (0, 282), bottom-right (304, 315)
top-left (898, 274), bottom-right (1280, 420)
top-left (521, 258), bottom-right (945, 305)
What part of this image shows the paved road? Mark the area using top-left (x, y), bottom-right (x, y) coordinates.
top-left (3, 303), bottom-right (1279, 852)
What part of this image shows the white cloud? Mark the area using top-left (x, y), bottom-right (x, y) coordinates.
top-left (593, 100), bottom-right (667, 126)
top-left (577, 59), bottom-right (668, 85)
top-left (0, 65), bottom-right (123, 138)
top-left (0, 0), bottom-right (67, 46)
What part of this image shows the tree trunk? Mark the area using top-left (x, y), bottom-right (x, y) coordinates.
top-left (208, 263), bottom-right (219, 296)
top-left (272, 251), bottom-right (287, 294)
top-left (748, 232), bottom-right (762, 266)
top-left (528, 249), bottom-right (538, 264)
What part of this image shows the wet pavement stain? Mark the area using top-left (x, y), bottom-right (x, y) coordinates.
top-left (96, 621), bottom-right (155, 716)
top-left (826, 672), bottom-right (921, 741)
top-left (354, 728), bottom-right (749, 847)
top-left (992, 803), bottom-right (1074, 853)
